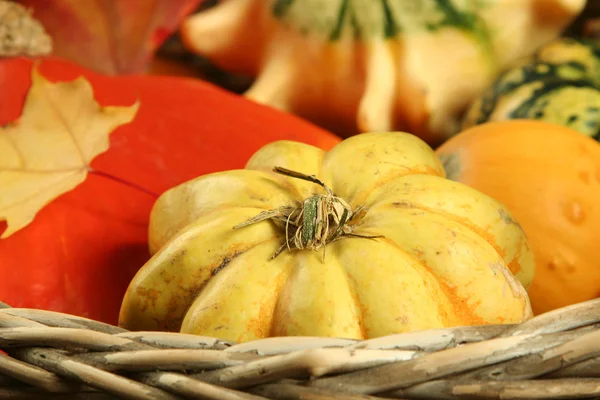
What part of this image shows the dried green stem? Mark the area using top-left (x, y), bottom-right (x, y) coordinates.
top-left (234, 167), bottom-right (382, 259)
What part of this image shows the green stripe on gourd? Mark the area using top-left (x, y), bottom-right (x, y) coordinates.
top-left (510, 81), bottom-right (600, 136)
top-left (462, 38), bottom-right (600, 139)
top-left (270, 0), bottom-right (493, 43)
top-left (537, 37), bottom-right (600, 79)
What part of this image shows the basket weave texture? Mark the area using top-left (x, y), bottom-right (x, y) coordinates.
top-left (1, 298), bottom-right (599, 400)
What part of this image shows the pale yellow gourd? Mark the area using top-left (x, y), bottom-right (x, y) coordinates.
top-left (180, 0), bottom-right (585, 143)
top-left (119, 132), bottom-right (534, 343)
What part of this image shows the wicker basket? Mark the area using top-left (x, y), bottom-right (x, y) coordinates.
top-left (1, 298), bottom-right (599, 400)
top-left (2, 2), bottom-right (599, 399)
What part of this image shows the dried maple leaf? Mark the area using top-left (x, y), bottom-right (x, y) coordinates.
top-left (0, 68), bottom-right (139, 238)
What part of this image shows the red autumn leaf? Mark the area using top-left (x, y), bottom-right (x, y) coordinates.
top-left (0, 56), bottom-right (341, 325)
top-left (17, 0), bottom-right (202, 74)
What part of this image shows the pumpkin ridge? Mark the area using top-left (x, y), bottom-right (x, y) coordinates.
top-left (267, 252), bottom-right (296, 337)
top-left (351, 172), bottom-right (533, 288)
top-left (244, 140), bottom-right (327, 200)
top-left (342, 271), bottom-right (369, 339)
top-left (375, 236), bottom-right (457, 326)
top-left (151, 204), bottom-right (285, 254)
top-left (120, 206), bottom-right (285, 333)
top-left (327, 241), bottom-right (368, 338)
top-left (345, 170), bottom-right (445, 207)
top-left (356, 206), bottom-right (530, 325)
top-left (179, 204), bottom-right (300, 227)
top-left (268, 248), bottom-right (364, 339)
top-left (361, 234), bottom-right (486, 327)
top-left (235, 242), bottom-right (294, 340)
top-left (180, 238), bottom-right (293, 341)
top-left (147, 169), bottom-right (299, 251)
top-left (380, 200), bottom-right (514, 271)
top-left (168, 238), bottom-right (283, 332)
top-left (332, 237), bottom-right (425, 337)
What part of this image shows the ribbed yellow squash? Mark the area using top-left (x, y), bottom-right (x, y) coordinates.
top-left (119, 132), bottom-right (534, 343)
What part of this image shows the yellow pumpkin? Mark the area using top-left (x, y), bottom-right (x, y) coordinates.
top-left (179, 0), bottom-right (584, 143)
top-left (119, 132), bottom-right (534, 343)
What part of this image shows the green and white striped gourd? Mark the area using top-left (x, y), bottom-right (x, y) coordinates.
top-left (462, 37), bottom-right (600, 139)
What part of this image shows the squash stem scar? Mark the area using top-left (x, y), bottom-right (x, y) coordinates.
top-left (233, 166), bottom-right (383, 260)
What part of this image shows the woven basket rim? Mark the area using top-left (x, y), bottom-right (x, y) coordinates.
top-left (1, 297), bottom-right (599, 399)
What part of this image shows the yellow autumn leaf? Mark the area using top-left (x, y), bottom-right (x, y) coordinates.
top-left (0, 67), bottom-right (139, 238)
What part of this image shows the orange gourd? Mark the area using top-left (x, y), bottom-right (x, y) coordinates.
top-left (180, 0), bottom-right (584, 143)
top-left (436, 120), bottom-right (600, 314)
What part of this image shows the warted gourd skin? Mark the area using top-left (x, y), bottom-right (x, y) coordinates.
top-left (436, 120), bottom-right (600, 315)
top-left (180, 0), bottom-right (584, 143)
top-left (119, 132), bottom-right (534, 343)
top-left (463, 37), bottom-right (600, 138)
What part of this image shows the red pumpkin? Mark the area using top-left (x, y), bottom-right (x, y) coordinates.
top-left (0, 56), bottom-right (340, 325)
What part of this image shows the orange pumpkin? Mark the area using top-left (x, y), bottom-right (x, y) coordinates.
top-left (436, 120), bottom-right (600, 314)
top-left (0, 56), bottom-right (340, 325)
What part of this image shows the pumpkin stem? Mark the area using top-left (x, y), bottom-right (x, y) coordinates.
top-left (234, 166), bottom-right (383, 260)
